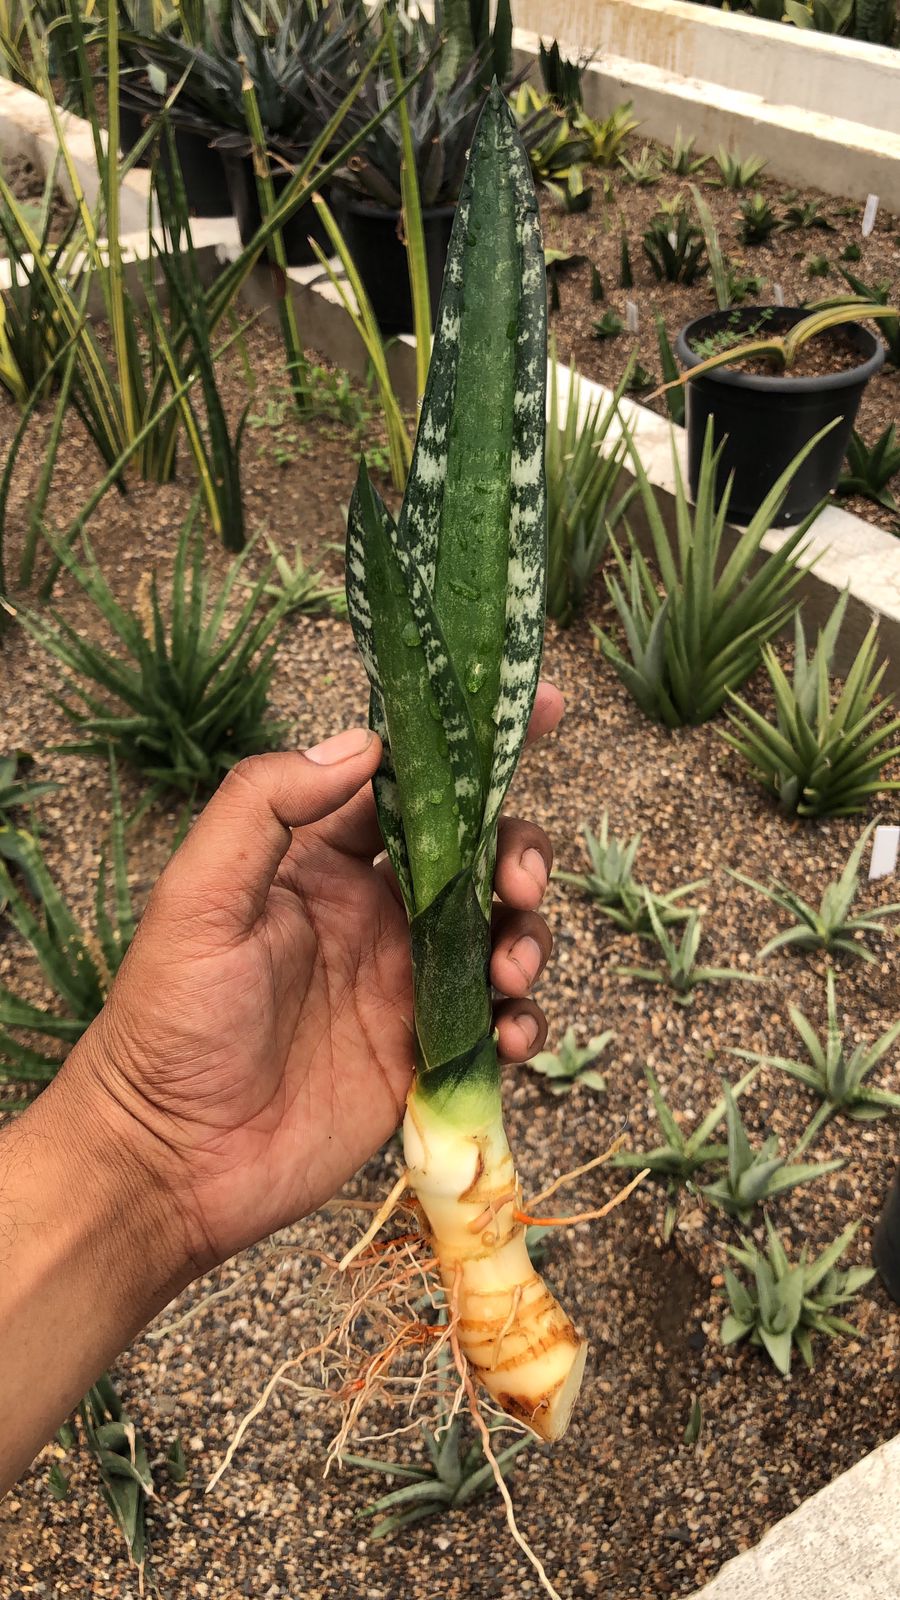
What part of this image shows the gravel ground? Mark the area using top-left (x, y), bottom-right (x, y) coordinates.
top-left (1, 325), bottom-right (899, 1599)
top-left (540, 133), bottom-right (900, 533)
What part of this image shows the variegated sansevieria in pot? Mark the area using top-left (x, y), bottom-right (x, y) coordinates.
top-left (345, 86), bottom-right (586, 1442)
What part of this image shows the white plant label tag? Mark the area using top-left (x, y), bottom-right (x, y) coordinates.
top-left (773, 283), bottom-right (784, 306)
top-left (862, 194), bottom-right (879, 237)
top-left (626, 299), bottom-right (639, 333)
top-left (869, 825), bottom-right (900, 881)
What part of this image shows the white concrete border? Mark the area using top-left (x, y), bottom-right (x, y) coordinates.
top-left (510, 0), bottom-right (900, 209)
top-left (685, 1432), bottom-right (900, 1599)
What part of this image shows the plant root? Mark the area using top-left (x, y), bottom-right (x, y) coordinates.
top-left (201, 1141), bottom-right (646, 1598)
top-left (449, 1264), bottom-right (563, 1600)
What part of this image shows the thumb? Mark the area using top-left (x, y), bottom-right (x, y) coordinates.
top-left (153, 729), bottom-right (381, 935)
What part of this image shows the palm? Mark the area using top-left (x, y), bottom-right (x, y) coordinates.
top-left (103, 806), bottom-right (415, 1263)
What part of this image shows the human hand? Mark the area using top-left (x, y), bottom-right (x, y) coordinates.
top-left (66, 683), bottom-right (564, 1277)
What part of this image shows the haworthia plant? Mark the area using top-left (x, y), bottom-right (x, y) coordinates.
top-left (346, 90), bottom-right (587, 1445)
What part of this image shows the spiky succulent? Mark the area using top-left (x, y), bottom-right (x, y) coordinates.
top-left (526, 1026), bottom-right (613, 1095)
top-left (721, 1218), bottom-right (875, 1375)
top-left (618, 144), bottom-right (661, 186)
top-left (593, 423), bottom-right (819, 729)
top-left (615, 899), bottom-right (762, 1004)
top-left (508, 85), bottom-right (589, 191)
top-left (126, 0), bottom-right (369, 155)
top-left (732, 969), bottom-right (900, 1146)
top-left (739, 193), bottom-right (781, 246)
top-left (554, 814), bottom-right (706, 935)
top-left (712, 147), bottom-right (767, 190)
top-left (838, 425), bottom-right (900, 516)
top-left (730, 822), bottom-right (900, 962)
top-left (700, 1083), bottom-right (842, 1221)
top-left (723, 590), bottom-right (900, 817)
top-left (256, 537), bottom-right (347, 618)
top-left (662, 127), bottom-right (709, 176)
top-left (642, 211), bottom-right (706, 285)
top-left (0, 751), bottom-right (58, 904)
top-left (613, 1067), bottom-right (758, 1239)
top-left (343, 1349), bottom-right (530, 1539)
top-left (337, 19), bottom-right (487, 208)
top-left (0, 760), bottom-right (135, 1105)
top-left (545, 360), bottom-right (633, 626)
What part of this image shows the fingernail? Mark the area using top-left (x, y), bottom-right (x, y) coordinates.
top-left (305, 727), bottom-right (375, 765)
top-left (515, 1013), bottom-right (539, 1049)
top-left (509, 936), bottom-right (543, 983)
top-left (521, 847), bottom-right (548, 892)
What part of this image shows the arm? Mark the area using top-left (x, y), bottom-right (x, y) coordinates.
top-left (0, 1054), bottom-right (191, 1487)
top-left (0, 693), bottom-right (562, 1490)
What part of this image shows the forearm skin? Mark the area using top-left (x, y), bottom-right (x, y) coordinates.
top-left (0, 1032), bottom-right (192, 1493)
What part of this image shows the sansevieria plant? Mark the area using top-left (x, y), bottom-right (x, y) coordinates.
top-left (345, 89), bottom-right (587, 1442)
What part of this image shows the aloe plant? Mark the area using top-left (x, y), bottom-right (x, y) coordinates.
top-left (700, 1083), bottom-right (842, 1221)
top-left (345, 90), bottom-right (586, 1442)
top-left (545, 360), bottom-right (633, 626)
top-left (615, 898), bottom-right (762, 1004)
top-left (0, 759), bottom-right (135, 1104)
top-left (593, 422), bottom-right (822, 728)
top-left (721, 1218), bottom-right (875, 1375)
top-left (723, 590), bottom-right (900, 817)
top-left (711, 147), bottom-right (767, 190)
top-left (838, 425), bottom-right (900, 516)
top-left (526, 1026), bottom-right (614, 1095)
top-left (642, 211), bottom-right (706, 285)
top-left (732, 969), bottom-right (900, 1149)
top-left (554, 813), bottom-right (705, 935)
top-left (730, 821), bottom-right (900, 962)
top-left (16, 514), bottom-right (290, 800)
top-left (343, 1345), bottom-right (530, 1538)
top-left (612, 1067), bottom-right (758, 1239)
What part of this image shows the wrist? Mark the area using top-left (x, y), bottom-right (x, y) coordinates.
top-left (43, 1025), bottom-right (202, 1315)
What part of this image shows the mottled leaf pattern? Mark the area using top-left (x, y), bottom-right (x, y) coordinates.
top-left (475, 110), bottom-right (547, 900)
top-left (344, 89), bottom-right (547, 1098)
top-left (369, 688), bottom-right (414, 913)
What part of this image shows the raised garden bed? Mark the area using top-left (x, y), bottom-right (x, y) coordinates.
top-left (1, 319), bottom-right (898, 1598)
top-left (541, 132), bottom-right (900, 532)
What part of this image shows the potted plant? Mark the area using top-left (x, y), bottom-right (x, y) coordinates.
top-left (124, 0), bottom-right (369, 246)
top-left (333, 2), bottom-right (513, 334)
top-left (668, 300), bottom-right (895, 526)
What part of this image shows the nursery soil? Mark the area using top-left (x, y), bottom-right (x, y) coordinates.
top-left (541, 140), bottom-right (900, 532)
top-left (0, 322), bottom-right (898, 1599)
top-left (706, 327), bottom-right (868, 380)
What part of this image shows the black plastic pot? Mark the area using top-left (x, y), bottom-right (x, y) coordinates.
top-left (675, 305), bottom-right (885, 527)
top-left (221, 152), bottom-right (330, 265)
top-left (873, 1165), bottom-right (900, 1304)
top-left (338, 195), bottom-right (456, 335)
top-left (117, 91), bottom-right (231, 216)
